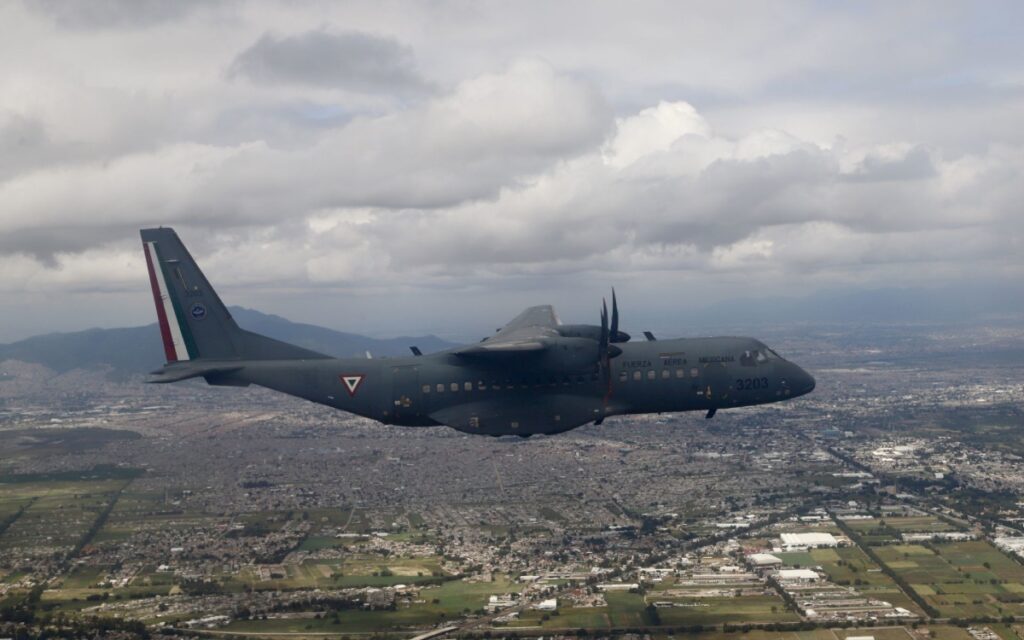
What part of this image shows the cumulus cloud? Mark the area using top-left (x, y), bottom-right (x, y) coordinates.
top-left (0, 59), bottom-right (612, 258)
top-left (2, 92), bottom-right (1021, 298)
top-left (229, 29), bottom-right (430, 94)
top-left (0, 1), bottom-right (1022, 340)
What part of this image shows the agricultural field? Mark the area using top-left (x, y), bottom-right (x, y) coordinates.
top-left (988, 623), bottom-right (1024, 640)
top-left (0, 429), bottom-right (142, 468)
top-left (639, 625), bottom-right (974, 640)
top-left (846, 516), bottom-right (959, 534)
top-left (776, 546), bottom-right (924, 615)
top-left (238, 555), bottom-right (448, 590)
top-left (223, 575), bottom-right (516, 634)
top-left (94, 485), bottom-right (216, 545)
top-left (0, 478), bottom-right (124, 554)
top-left (655, 594), bottom-right (798, 626)
top-left (507, 590), bottom-right (659, 631)
top-left (875, 541), bottom-right (1024, 618)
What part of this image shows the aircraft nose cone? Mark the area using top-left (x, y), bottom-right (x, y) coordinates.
top-left (794, 365), bottom-right (815, 396)
top-left (781, 362), bottom-right (815, 398)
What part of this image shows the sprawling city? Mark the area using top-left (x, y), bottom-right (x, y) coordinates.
top-left (2, 319), bottom-right (1023, 640)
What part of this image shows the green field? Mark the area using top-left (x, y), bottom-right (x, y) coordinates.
top-left (225, 575), bottom-right (516, 634)
top-left (847, 516), bottom-right (959, 533)
top-left (874, 540), bottom-right (1024, 617)
top-left (656, 595), bottom-right (798, 626)
top-left (776, 551), bottom-right (817, 567)
top-left (239, 556), bottom-right (448, 590)
top-left (777, 544), bottom-right (925, 616)
top-left (506, 589), bottom-right (796, 632)
top-left (0, 479), bottom-right (124, 552)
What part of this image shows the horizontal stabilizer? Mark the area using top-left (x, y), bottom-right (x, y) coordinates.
top-left (147, 362), bottom-right (243, 383)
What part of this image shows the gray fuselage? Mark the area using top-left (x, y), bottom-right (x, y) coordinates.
top-left (221, 335), bottom-right (815, 437)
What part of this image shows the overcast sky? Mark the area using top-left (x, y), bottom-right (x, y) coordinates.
top-left (1, 1), bottom-right (1022, 342)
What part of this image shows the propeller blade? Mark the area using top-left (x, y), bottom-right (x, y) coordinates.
top-left (599, 298), bottom-right (613, 413)
top-left (608, 288), bottom-right (630, 342)
top-left (599, 297), bottom-right (611, 372)
top-left (610, 289), bottom-right (619, 341)
top-left (600, 299), bottom-right (609, 352)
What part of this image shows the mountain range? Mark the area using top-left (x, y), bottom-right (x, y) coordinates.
top-left (0, 307), bottom-right (456, 375)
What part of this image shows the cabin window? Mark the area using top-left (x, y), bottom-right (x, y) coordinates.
top-left (690, 367), bottom-right (699, 378)
top-left (675, 368), bottom-right (684, 378)
top-left (436, 383), bottom-right (445, 393)
top-left (477, 381), bottom-right (487, 390)
top-left (619, 371), bottom-right (628, 382)
top-left (422, 384), bottom-right (431, 394)
top-left (661, 369), bottom-right (670, 379)
top-left (632, 370), bottom-right (642, 381)
top-left (464, 381), bottom-right (473, 391)
top-left (450, 382), bottom-right (459, 392)
top-left (647, 370), bottom-right (656, 380)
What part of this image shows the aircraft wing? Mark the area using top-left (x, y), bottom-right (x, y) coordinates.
top-left (454, 305), bottom-right (560, 356)
top-left (496, 305), bottom-right (560, 332)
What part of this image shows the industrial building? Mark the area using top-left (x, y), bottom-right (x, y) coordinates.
top-left (780, 532), bottom-right (839, 550)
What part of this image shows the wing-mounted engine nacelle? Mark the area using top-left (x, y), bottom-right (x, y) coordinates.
top-left (557, 324), bottom-right (631, 343)
top-left (537, 336), bottom-right (618, 373)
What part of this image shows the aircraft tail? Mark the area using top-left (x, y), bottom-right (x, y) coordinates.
top-left (140, 227), bottom-right (328, 366)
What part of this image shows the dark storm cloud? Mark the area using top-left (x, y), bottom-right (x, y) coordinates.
top-left (229, 29), bottom-right (430, 94)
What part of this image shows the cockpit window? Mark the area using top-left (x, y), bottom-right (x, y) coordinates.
top-left (741, 348), bottom-right (777, 366)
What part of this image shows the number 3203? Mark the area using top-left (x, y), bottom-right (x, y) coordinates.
top-left (736, 377), bottom-right (768, 390)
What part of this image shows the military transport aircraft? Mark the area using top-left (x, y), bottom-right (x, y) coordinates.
top-left (142, 228), bottom-right (815, 436)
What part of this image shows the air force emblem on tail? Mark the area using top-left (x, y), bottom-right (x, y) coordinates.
top-left (190, 303), bottom-right (207, 320)
top-left (340, 374), bottom-right (365, 396)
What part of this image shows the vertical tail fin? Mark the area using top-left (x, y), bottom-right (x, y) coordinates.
top-left (142, 227), bottom-right (238, 361)
top-left (141, 228), bottom-right (328, 363)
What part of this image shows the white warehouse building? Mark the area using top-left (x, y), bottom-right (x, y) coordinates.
top-left (780, 532), bottom-right (838, 550)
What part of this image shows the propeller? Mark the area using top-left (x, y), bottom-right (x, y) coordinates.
top-left (599, 298), bottom-right (609, 363)
top-left (609, 288), bottom-right (630, 343)
top-left (598, 298), bottom-right (622, 417)
top-left (609, 290), bottom-right (618, 343)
